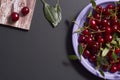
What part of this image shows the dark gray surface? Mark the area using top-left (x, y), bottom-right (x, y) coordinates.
top-left (0, 0), bottom-right (104, 80)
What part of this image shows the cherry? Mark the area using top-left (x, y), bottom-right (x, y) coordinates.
top-left (95, 19), bottom-right (101, 26)
top-left (115, 48), bottom-right (120, 54)
top-left (90, 25), bottom-right (99, 30)
top-left (11, 12), bottom-right (19, 22)
top-left (88, 34), bottom-right (94, 38)
top-left (94, 13), bottom-right (100, 19)
top-left (105, 26), bottom-right (112, 34)
top-left (21, 7), bottom-right (30, 16)
top-left (110, 64), bottom-right (117, 73)
top-left (78, 35), bottom-right (85, 43)
top-left (105, 34), bottom-right (113, 43)
top-left (102, 8), bottom-right (110, 15)
top-left (98, 37), bottom-right (104, 43)
top-left (89, 19), bottom-right (97, 27)
top-left (111, 25), bottom-right (118, 32)
top-left (83, 50), bottom-right (91, 58)
top-left (110, 16), bottom-right (118, 25)
top-left (102, 19), bottom-right (110, 27)
top-left (89, 55), bottom-right (96, 62)
top-left (85, 36), bottom-right (93, 45)
top-left (96, 5), bottom-right (103, 13)
top-left (106, 4), bottom-right (114, 9)
top-left (82, 29), bottom-right (89, 35)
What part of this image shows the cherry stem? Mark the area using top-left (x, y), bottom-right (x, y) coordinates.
top-left (91, 30), bottom-right (105, 34)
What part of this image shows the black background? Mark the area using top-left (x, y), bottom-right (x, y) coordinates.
top-left (0, 0), bottom-right (104, 80)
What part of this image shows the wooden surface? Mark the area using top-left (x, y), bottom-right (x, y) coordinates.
top-left (0, 0), bottom-right (36, 30)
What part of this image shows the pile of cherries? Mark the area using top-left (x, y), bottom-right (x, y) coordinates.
top-left (78, 3), bottom-right (120, 73)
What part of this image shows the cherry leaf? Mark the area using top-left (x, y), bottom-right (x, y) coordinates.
top-left (78, 44), bottom-right (83, 55)
top-left (99, 69), bottom-right (105, 77)
top-left (112, 52), bottom-right (118, 62)
top-left (102, 48), bottom-right (110, 57)
top-left (90, 0), bottom-right (96, 9)
top-left (68, 55), bottom-right (78, 60)
top-left (41, 0), bottom-right (62, 28)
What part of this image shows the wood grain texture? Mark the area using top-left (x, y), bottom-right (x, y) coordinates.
top-left (0, 0), bottom-right (36, 30)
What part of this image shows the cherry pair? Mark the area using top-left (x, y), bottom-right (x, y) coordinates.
top-left (11, 7), bottom-right (30, 22)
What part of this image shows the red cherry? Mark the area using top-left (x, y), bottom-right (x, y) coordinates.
top-left (111, 16), bottom-right (118, 25)
top-left (96, 5), bottom-right (103, 13)
top-left (102, 19), bottom-right (110, 27)
top-left (94, 13), bottom-right (100, 19)
top-left (11, 12), bottom-right (19, 22)
top-left (110, 64), bottom-right (117, 73)
top-left (86, 36), bottom-right (93, 45)
top-left (105, 34), bottom-right (113, 43)
top-left (111, 25), bottom-right (118, 32)
top-left (105, 26), bottom-right (112, 34)
top-left (95, 19), bottom-right (101, 26)
top-left (106, 4), bottom-right (114, 9)
top-left (98, 37), bottom-right (104, 43)
top-left (82, 29), bottom-right (89, 35)
top-left (21, 7), bottom-right (30, 16)
top-left (89, 55), bottom-right (96, 62)
top-left (78, 35), bottom-right (85, 43)
top-left (103, 8), bottom-right (110, 15)
top-left (83, 50), bottom-right (91, 58)
top-left (115, 48), bottom-right (120, 54)
top-left (89, 19), bottom-right (97, 27)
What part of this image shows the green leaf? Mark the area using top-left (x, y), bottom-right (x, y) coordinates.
top-left (68, 55), bottom-right (78, 60)
top-left (97, 56), bottom-right (108, 66)
top-left (90, 0), bottom-right (96, 9)
top-left (111, 40), bottom-right (117, 45)
top-left (112, 52), bottom-right (118, 62)
top-left (106, 43), bottom-right (111, 48)
top-left (78, 44), bottom-right (83, 55)
top-left (102, 48), bottom-right (110, 57)
top-left (99, 69), bottom-right (105, 77)
top-left (41, 0), bottom-right (62, 28)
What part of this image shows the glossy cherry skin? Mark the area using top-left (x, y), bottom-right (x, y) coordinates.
top-left (105, 26), bottom-right (112, 34)
top-left (110, 64), bottom-right (117, 73)
top-left (89, 55), bottom-right (96, 62)
top-left (89, 19), bottom-right (97, 27)
top-left (96, 5), bottom-right (103, 13)
top-left (98, 37), bottom-right (104, 43)
top-left (102, 19), bottom-right (110, 27)
top-left (94, 13), bottom-right (100, 19)
top-left (106, 4), bottom-right (114, 9)
top-left (21, 7), bottom-right (30, 16)
top-left (105, 34), bottom-right (113, 43)
top-left (111, 25), bottom-right (118, 32)
top-left (85, 36), bottom-right (93, 45)
top-left (115, 48), bottom-right (120, 54)
top-left (11, 12), bottom-right (19, 22)
top-left (78, 35), bottom-right (85, 43)
top-left (83, 50), bottom-right (91, 58)
top-left (82, 29), bottom-right (89, 35)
